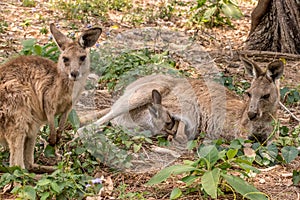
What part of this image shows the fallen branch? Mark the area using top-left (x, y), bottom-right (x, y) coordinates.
top-left (238, 50), bottom-right (300, 60)
top-left (279, 101), bottom-right (300, 122)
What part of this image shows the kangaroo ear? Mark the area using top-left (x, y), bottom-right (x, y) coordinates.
top-left (78, 27), bottom-right (102, 48)
top-left (240, 56), bottom-right (263, 78)
top-left (50, 23), bottom-right (71, 50)
top-left (149, 90), bottom-right (163, 118)
top-left (266, 60), bottom-right (284, 81)
top-left (152, 89), bottom-right (162, 105)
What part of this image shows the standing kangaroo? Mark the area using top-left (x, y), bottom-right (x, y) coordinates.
top-left (78, 57), bottom-right (283, 145)
top-left (0, 23), bottom-right (101, 171)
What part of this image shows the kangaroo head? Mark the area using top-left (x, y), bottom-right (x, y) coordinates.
top-left (148, 89), bottom-right (176, 136)
top-left (50, 23), bottom-right (102, 81)
top-left (241, 57), bottom-right (284, 142)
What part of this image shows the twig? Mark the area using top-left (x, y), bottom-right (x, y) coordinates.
top-left (239, 50), bottom-right (300, 60)
top-left (279, 101), bottom-right (300, 122)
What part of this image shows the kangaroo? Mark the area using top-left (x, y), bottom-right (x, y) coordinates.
top-left (0, 23), bottom-right (101, 172)
top-left (78, 57), bottom-right (283, 145)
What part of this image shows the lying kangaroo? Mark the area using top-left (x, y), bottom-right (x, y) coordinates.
top-left (0, 23), bottom-right (101, 171)
top-left (78, 57), bottom-right (283, 145)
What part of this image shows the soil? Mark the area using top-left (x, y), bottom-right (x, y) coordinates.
top-left (0, 0), bottom-right (299, 199)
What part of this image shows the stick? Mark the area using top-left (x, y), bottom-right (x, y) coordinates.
top-left (279, 101), bottom-right (300, 122)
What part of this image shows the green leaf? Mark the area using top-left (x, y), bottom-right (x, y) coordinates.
top-left (203, 6), bottom-right (217, 21)
top-left (23, 186), bottom-right (36, 200)
top-left (44, 145), bottom-right (55, 158)
top-left (21, 38), bottom-right (36, 48)
top-left (292, 170), bottom-right (300, 185)
top-left (181, 175), bottom-right (199, 186)
top-left (221, 2), bottom-right (242, 19)
top-left (222, 173), bottom-right (268, 200)
top-left (34, 45), bottom-right (43, 56)
top-left (37, 178), bottom-right (52, 186)
top-left (50, 182), bottom-right (62, 194)
top-left (226, 149), bottom-right (238, 159)
top-left (170, 188), bottom-right (182, 199)
top-left (68, 109), bottom-right (80, 129)
top-left (146, 165), bottom-right (197, 185)
top-left (133, 143), bottom-right (142, 153)
top-left (40, 192), bottom-right (50, 200)
top-left (282, 146), bottom-right (298, 163)
top-left (198, 145), bottom-right (219, 167)
top-left (202, 168), bottom-right (220, 198)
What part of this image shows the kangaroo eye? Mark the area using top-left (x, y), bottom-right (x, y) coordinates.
top-left (165, 121), bottom-right (174, 130)
top-left (62, 57), bottom-right (69, 63)
top-left (262, 94), bottom-right (270, 99)
top-left (80, 56), bottom-right (86, 62)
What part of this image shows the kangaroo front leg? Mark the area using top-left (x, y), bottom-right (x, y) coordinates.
top-left (56, 109), bottom-right (72, 143)
top-left (48, 114), bottom-right (57, 146)
top-left (172, 121), bottom-right (188, 149)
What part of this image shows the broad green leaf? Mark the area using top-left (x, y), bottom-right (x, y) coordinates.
top-left (282, 146), bottom-right (298, 163)
top-left (226, 149), bottom-right (238, 159)
top-left (34, 45), bottom-right (43, 55)
top-left (68, 109), bottom-right (80, 129)
top-left (44, 145), bottom-right (55, 158)
top-left (202, 168), bottom-right (220, 198)
top-left (292, 170), bottom-right (300, 185)
top-left (146, 165), bottom-right (197, 185)
top-left (222, 174), bottom-right (268, 200)
top-left (21, 39), bottom-right (36, 48)
top-left (50, 182), bottom-right (62, 194)
top-left (237, 163), bottom-right (260, 174)
top-left (170, 188), bottom-right (182, 199)
top-left (133, 143), bottom-right (142, 153)
top-left (40, 192), bottom-right (50, 200)
top-left (203, 6), bottom-right (217, 21)
top-left (37, 178), bottom-right (52, 186)
top-left (221, 2), bottom-right (242, 19)
top-left (22, 186), bottom-right (36, 200)
top-left (198, 145), bottom-right (219, 167)
top-left (181, 175), bottom-right (199, 186)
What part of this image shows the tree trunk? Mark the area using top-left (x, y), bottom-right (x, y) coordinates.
top-left (245, 0), bottom-right (300, 54)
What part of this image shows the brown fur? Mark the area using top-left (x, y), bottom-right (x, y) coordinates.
top-left (0, 24), bottom-right (101, 172)
top-left (78, 58), bottom-right (284, 146)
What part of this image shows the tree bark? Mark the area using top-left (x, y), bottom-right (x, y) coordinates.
top-left (246, 0), bottom-right (300, 54)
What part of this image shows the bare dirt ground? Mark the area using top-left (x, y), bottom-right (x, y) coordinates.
top-left (0, 0), bottom-right (299, 199)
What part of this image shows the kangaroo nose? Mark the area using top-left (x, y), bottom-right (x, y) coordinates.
top-left (248, 111), bottom-right (257, 120)
top-left (70, 71), bottom-right (80, 79)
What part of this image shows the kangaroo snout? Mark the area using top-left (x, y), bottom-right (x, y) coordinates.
top-left (247, 111), bottom-right (258, 120)
top-left (70, 70), bottom-right (80, 80)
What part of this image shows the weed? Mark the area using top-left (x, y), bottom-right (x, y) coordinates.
top-left (191, 0), bottom-right (243, 27)
top-left (147, 139), bottom-right (268, 199)
top-left (22, 0), bottom-right (36, 7)
top-left (0, 21), bottom-right (8, 33)
top-left (91, 48), bottom-right (189, 92)
top-left (280, 86), bottom-right (300, 105)
top-left (20, 39), bottom-right (60, 62)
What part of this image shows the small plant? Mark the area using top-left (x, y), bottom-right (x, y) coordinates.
top-left (0, 21), bottom-right (8, 33)
top-left (91, 48), bottom-right (189, 91)
top-left (22, 0), bottom-right (36, 7)
top-left (117, 183), bottom-right (149, 199)
top-left (146, 139), bottom-right (268, 199)
top-left (280, 86), bottom-right (300, 105)
top-left (20, 39), bottom-right (60, 62)
top-left (191, 0), bottom-right (243, 27)
top-left (216, 73), bottom-right (250, 95)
